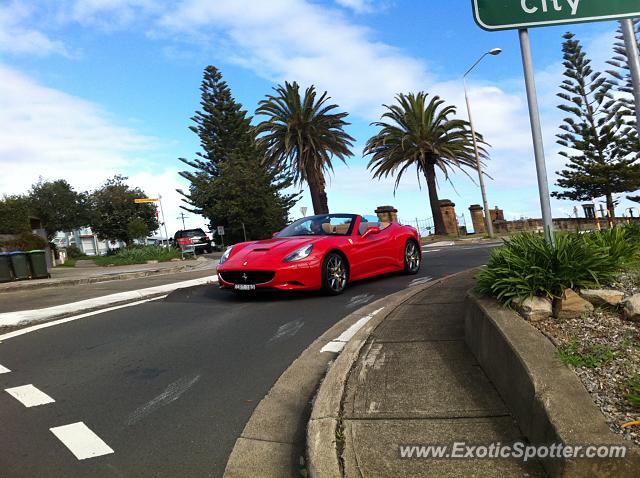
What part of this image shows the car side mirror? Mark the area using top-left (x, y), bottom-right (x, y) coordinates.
top-left (272, 232), bottom-right (279, 238)
top-left (362, 226), bottom-right (381, 239)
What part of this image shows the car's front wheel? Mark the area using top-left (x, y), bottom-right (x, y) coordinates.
top-left (403, 239), bottom-right (421, 274)
top-left (322, 252), bottom-right (348, 295)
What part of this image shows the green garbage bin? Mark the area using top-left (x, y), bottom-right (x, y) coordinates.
top-left (0, 252), bottom-right (13, 282)
top-left (28, 250), bottom-right (49, 279)
top-left (9, 251), bottom-right (30, 280)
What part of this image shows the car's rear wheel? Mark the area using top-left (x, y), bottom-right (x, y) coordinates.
top-left (322, 252), bottom-right (348, 295)
top-left (403, 240), bottom-right (421, 275)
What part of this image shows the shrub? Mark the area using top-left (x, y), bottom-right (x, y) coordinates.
top-left (65, 245), bottom-right (84, 258)
top-left (584, 226), bottom-right (639, 270)
top-left (93, 245), bottom-right (180, 266)
top-left (0, 232), bottom-right (48, 252)
top-left (476, 232), bottom-right (627, 305)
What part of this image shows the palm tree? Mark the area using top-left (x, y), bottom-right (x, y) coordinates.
top-left (254, 82), bottom-right (354, 215)
top-left (364, 92), bottom-right (487, 235)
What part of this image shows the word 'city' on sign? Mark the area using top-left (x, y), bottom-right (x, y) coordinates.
top-left (473, 0), bottom-right (640, 31)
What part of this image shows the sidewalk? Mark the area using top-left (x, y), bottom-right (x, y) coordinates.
top-left (337, 271), bottom-right (545, 477)
top-left (0, 255), bottom-right (219, 294)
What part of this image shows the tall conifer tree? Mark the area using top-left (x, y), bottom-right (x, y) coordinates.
top-left (178, 66), bottom-right (299, 243)
top-left (552, 33), bottom-right (640, 217)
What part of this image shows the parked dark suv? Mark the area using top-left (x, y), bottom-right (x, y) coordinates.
top-left (173, 228), bottom-right (215, 253)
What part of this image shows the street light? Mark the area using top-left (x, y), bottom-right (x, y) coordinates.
top-left (463, 47), bottom-right (502, 238)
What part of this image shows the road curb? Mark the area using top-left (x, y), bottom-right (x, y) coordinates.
top-left (0, 260), bottom-right (213, 294)
top-left (306, 269), bottom-right (475, 478)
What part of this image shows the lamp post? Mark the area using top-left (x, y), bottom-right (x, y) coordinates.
top-left (463, 47), bottom-right (502, 238)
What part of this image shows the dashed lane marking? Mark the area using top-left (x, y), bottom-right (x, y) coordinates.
top-left (0, 364), bottom-right (10, 374)
top-left (50, 422), bottom-right (114, 460)
top-left (5, 384), bottom-right (55, 407)
top-left (320, 307), bottom-right (384, 353)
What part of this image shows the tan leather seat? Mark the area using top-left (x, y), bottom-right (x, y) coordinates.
top-left (334, 224), bottom-right (350, 234)
top-left (321, 223), bottom-right (333, 234)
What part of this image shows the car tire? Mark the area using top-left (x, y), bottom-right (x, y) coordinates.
top-left (403, 239), bottom-right (421, 275)
top-left (321, 252), bottom-right (348, 295)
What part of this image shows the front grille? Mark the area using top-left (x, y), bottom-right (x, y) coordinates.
top-left (219, 270), bottom-right (275, 285)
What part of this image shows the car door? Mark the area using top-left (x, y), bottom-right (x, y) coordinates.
top-left (349, 219), bottom-right (390, 278)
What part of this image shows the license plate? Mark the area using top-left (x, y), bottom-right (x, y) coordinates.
top-left (234, 284), bottom-right (256, 291)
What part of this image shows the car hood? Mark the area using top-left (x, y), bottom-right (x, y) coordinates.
top-left (224, 236), bottom-right (329, 265)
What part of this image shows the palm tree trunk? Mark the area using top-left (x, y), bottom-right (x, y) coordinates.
top-left (424, 163), bottom-right (446, 235)
top-left (308, 171), bottom-right (329, 215)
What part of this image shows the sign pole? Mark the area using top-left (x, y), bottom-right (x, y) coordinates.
top-left (518, 28), bottom-right (555, 244)
top-left (621, 19), bottom-right (640, 137)
top-left (158, 195), bottom-right (170, 248)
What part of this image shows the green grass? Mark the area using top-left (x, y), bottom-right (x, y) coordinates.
top-left (625, 375), bottom-right (640, 408)
top-left (558, 339), bottom-right (618, 368)
top-left (58, 257), bottom-right (78, 267)
top-left (93, 246), bottom-right (181, 266)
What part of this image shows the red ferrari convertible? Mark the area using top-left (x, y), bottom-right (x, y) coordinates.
top-left (216, 214), bottom-right (421, 295)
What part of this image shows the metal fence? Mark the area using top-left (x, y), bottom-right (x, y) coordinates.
top-left (399, 217), bottom-right (435, 237)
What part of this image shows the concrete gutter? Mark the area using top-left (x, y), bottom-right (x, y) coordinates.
top-left (0, 261), bottom-right (212, 294)
top-left (223, 279), bottom-right (442, 478)
top-left (306, 273), bottom-right (469, 478)
top-left (465, 293), bottom-right (640, 477)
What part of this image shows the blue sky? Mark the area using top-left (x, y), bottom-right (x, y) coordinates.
top-left (0, 0), bottom-right (635, 236)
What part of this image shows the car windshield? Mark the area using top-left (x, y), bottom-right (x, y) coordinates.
top-left (278, 214), bottom-right (356, 237)
top-left (184, 230), bottom-right (205, 238)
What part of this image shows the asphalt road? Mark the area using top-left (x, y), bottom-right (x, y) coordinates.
top-left (0, 244), bottom-right (497, 478)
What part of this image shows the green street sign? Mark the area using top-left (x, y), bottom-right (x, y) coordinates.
top-left (472, 0), bottom-right (640, 31)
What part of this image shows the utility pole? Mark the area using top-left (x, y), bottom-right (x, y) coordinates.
top-left (621, 19), bottom-right (640, 137)
top-left (177, 212), bottom-right (188, 230)
top-left (158, 194), bottom-right (169, 248)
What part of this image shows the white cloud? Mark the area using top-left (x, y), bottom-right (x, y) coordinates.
top-left (158, 0), bottom-right (431, 119)
top-left (0, 67), bottom-right (144, 201)
top-left (334, 0), bottom-right (380, 14)
top-left (0, 1), bottom-right (69, 57)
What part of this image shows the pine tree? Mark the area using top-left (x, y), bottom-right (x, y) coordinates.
top-left (178, 66), bottom-right (299, 244)
top-left (552, 32), bottom-right (640, 218)
top-left (606, 19), bottom-right (640, 133)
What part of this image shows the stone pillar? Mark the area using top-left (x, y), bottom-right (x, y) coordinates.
top-left (375, 205), bottom-right (398, 223)
top-left (490, 207), bottom-right (504, 222)
top-left (439, 199), bottom-right (458, 235)
top-left (469, 204), bottom-right (485, 235)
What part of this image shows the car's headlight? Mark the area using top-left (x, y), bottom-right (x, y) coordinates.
top-left (219, 245), bottom-right (234, 265)
top-left (283, 244), bottom-right (313, 262)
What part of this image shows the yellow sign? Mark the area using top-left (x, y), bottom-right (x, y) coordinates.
top-left (134, 198), bottom-right (159, 203)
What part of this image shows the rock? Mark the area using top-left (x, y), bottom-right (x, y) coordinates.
top-left (146, 260), bottom-right (159, 264)
top-left (515, 296), bottom-right (552, 321)
top-left (579, 289), bottom-right (624, 307)
top-left (622, 294), bottom-right (640, 322)
top-left (553, 289), bottom-right (594, 320)
top-left (170, 258), bottom-right (182, 262)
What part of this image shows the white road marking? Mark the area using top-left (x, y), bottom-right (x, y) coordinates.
top-left (0, 364), bottom-right (10, 374)
top-left (0, 296), bottom-right (166, 343)
top-left (422, 249), bottom-right (441, 253)
top-left (0, 275), bottom-right (217, 329)
top-left (423, 241), bottom-right (455, 248)
top-left (50, 422), bottom-right (114, 460)
top-left (320, 307), bottom-right (384, 353)
top-left (409, 276), bottom-right (433, 287)
top-left (267, 320), bottom-right (304, 344)
top-left (347, 293), bottom-right (375, 309)
top-left (126, 374), bottom-right (200, 426)
top-left (5, 384), bottom-right (55, 407)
